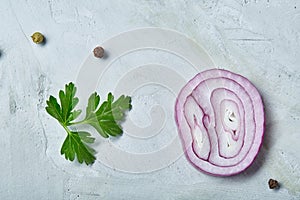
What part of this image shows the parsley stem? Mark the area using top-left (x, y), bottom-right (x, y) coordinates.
top-left (68, 120), bottom-right (88, 126)
top-left (60, 122), bottom-right (72, 135)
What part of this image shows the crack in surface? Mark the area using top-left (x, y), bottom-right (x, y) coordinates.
top-left (229, 38), bottom-right (272, 41)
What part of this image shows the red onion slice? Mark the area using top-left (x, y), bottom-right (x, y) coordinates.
top-left (175, 69), bottom-right (264, 176)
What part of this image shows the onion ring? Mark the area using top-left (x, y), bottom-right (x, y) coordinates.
top-left (175, 69), bottom-right (264, 176)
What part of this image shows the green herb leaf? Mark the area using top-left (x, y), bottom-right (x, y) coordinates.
top-left (46, 83), bottom-right (82, 126)
top-left (45, 82), bottom-right (132, 165)
top-left (45, 82), bottom-right (96, 165)
top-left (45, 96), bottom-right (63, 122)
top-left (58, 82), bottom-right (81, 125)
top-left (83, 92), bottom-right (132, 138)
top-left (61, 131), bottom-right (96, 165)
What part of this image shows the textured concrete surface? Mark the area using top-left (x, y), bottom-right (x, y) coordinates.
top-left (0, 0), bottom-right (299, 199)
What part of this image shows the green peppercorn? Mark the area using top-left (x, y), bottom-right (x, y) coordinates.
top-left (31, 32), bottom-right (44, 44)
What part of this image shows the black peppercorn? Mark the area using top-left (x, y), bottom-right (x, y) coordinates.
top-left (268, 179), bottom-right (279, 189)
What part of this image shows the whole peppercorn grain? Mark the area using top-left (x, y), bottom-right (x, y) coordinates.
top-left (93, 46), bottom-right (105, 58)
top-left (268, 179), bottom-right (279, 189)
top-left (31, 32), bottom-right (44, 44)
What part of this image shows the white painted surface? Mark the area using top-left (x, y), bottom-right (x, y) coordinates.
top-left (0, 0), bottom-right (299, 199)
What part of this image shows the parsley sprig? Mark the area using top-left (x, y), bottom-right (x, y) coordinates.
top-left (45, 82), bottom-right (132, 165)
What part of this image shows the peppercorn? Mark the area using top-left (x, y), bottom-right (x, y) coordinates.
top-left (93, 46), bottom-right (105, 58)
top-left (31, 32), bottom-right (44, 44)
top-left (268, 179), bottom-right (279, 189)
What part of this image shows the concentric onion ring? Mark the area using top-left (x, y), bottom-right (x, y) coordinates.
top-left (175, 69), bottom-right (264, 176)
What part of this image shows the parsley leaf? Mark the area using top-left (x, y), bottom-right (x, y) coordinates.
top-left (58, 83), bottom-right (82, 125)
top-left (45, 82), bottom-right (132, 165)
top-left (81, 92), bottom-right (132, 138)
top-left (45, 83), bottom-right (82, 126)
top-left (61, 131), bottom-right (96, 165)
top-left (46, 82), bottom-right (96, 165)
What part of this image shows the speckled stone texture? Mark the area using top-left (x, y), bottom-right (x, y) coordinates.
top-left (0, 0), bottom-right (299, 199)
